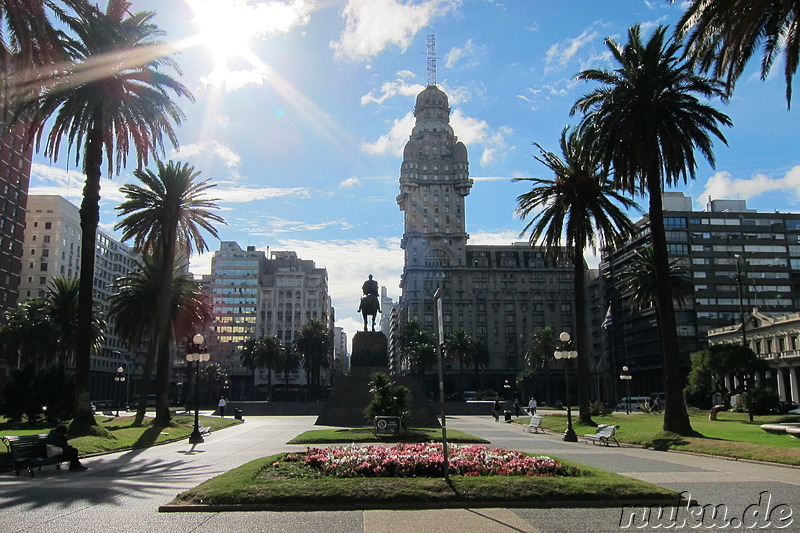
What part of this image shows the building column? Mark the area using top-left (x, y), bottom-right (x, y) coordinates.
top-left (775, 368), bottom-right (787, 401)
top-left (789, 366), bottom-right (799, 404)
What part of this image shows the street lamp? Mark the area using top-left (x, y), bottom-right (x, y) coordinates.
top-left (503, 379), bottom-right (511, 401)
top-left (619, 365), bottom-right (633, 414)
top-left (553, 331), bottom-right (578, 442)
top-left (734, 254), bottom-right (747, 347)
top-left (113, 366), bottom-right (125, 417)
top-left (186, 334), bottom-right (210, 446)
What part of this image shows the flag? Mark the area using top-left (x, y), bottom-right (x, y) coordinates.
top-left (602, 304), bottom-right (613, 329)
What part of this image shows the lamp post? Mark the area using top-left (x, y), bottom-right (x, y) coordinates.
top-left (619, 365), bottom-right (632, 414)
top-left (114, 366), bottom-right (125, 417)
top-left (553, 331), bottom-right (578, 442)
top-left (734, 254), bottom-right (747, 347)
top-left (503, 379), bottom-right (511, 401)
top-left (186, 334), bottom-right (210, 446)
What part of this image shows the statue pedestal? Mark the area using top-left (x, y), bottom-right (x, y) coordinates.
top-left (316, 331), bottom-right (439, 428)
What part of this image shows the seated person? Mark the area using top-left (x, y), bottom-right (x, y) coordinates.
top-left (46, 424), bottom-right (87, 472)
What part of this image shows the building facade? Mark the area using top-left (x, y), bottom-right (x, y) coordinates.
top-left (0, 121), bottom-right (33, 313)
top-left (707, 310), bottom-right (800, 405)
top-left (597, 192), bottom-right (800, 403)
top-left (395, 84), bottom-right (577, 399)
top-left (198, 243), bottom-right (333, 401)
top-left (18, 195), bottom-right (141, 401)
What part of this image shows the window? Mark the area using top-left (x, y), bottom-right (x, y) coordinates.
top-left (44, 222), bottom-right (52, 229)
top-left (664, 217), bottom-right (687, 229)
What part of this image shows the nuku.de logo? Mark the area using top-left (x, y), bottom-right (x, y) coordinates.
top-left (619, 491), bottom-right (793, 529)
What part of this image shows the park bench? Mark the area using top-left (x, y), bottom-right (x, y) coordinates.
top-left (523, 415), bottom-right (545, 434)
top-left (2, 434), bottom-right (67, 477)
top-left (583, 424), bottom-right (620, 446)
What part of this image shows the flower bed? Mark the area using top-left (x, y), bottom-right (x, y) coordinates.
top-left (286, 443), bottom-right (579, 478)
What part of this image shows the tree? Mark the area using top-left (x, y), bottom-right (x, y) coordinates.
top-left (365, 371), bottom-right (411, 426)
top-left (277, 345), bottom-right (300, 390)
top-left (108, 257), bottom-right (212, 425)
top-left (674, 0), bottom-right (800, 107)
top-left (525, 326), bottom-right (559, 405)
top-left (442, 328), bottom-right (476, 397)
top-left (685, 344), bottom-right (769, 413)
top-left (294, 319), bottom-right (332, 401)
top-left (0, 298), bottom-right (59, 369)
top-left (115, 160), bottom-right (223, 425)
top-left (514, 127), bottom-right (639, 425)
top-left (396, 319), bottom-right (437, 385)
top-left (240, 334), bottom-right (286, 401)
top-left (619, 245), bottom-right (694, 313)
top-left (472, 340), bottom-right (491, 390)
top-left (14, 0), bottom-right (194, 430)
top-left (572, 24), bottom-right (732, 435)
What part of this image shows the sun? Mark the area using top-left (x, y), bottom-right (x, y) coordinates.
top-left (185, 0), bottom-right (262, 70)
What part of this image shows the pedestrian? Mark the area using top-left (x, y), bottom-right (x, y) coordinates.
top-left (513, 399), bottom-right (521, 417)
top-left (218, 397), bottom-right (227, 417)
top-left (46, 424), bottom-right (87, 472)
top-left (492, 399), bottom-right (502, 422)
top-left (528, 397), bottom-right (537, 416)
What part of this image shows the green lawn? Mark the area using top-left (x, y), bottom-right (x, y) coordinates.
top-left (288, 427), bottom-right (488, 445)
top-left (166, 452), bottom-right (680, 510)
top-left (0, 414), bottom-right (240, 464)
top-left (523, 411), bottom-right (800, 465)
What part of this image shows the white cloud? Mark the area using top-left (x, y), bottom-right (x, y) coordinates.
top-left (467, 229), bottom-right (522, 245)
top-left (545, 26), bottom-right (598, 72)
top-left (213, 186), bottom-right (312, 203)
top-left (28, 163), bottom-right (127, 203)
top-left (331, 0), bottom-right (459, 61)
top-left (445, 39), bottom-right (483, 69)
top-left (698, 168), bottom-right (800, 204)
top-left (171, 140), bottom-right (242, 168)
top-left (361, 112), bottom-right (415, 156)
top-left (340, 177), bottom-right (362, 188)
top-left (200, 66), bottom-right (271, 91)
top-left (361, 78), bottom-right (425, 105)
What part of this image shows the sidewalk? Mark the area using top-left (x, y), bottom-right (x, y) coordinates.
top-left (0, 415), bottom-right (797, 532)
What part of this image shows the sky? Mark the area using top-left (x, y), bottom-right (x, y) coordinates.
top-left (28, 0), bottom-right (800, 349)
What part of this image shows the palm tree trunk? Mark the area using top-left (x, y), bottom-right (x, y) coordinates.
top-left (154, 237), bottom-right (178, 425)
top-left (71, 123), bottom-right (103, 432)
top-left (574, 242), bottom-right (594, 425)
top-left (647, 175), bottom-right (693, 435)
top-left (133, 338), bottom-right (158, 426)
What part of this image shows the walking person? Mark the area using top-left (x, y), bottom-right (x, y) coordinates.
top-left (218, 397), bottom-right (227, 417)
top-left (528, 397), bottom-right (537, 416)
top-left (492, 399), bottom-right (502, 422)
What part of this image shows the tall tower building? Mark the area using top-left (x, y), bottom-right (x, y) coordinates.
top-left (395, 64), bottom-right (576, 398)
top-left (396, 84), bottom-right (472, 320)
top-left (0, 121), bottom-right (33, 312)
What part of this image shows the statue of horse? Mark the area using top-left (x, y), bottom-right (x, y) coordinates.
top-left (358, 294), bottom-right (380, 331)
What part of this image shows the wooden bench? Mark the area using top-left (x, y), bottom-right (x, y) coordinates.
top-left (523, 415), bottom-right (544, 434)
top-left (583, 424), bottom-right (620, 446)
top-left (2, 434), bottom-right (67, 477)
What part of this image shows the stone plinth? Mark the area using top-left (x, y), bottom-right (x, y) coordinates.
top-left (316, 331), bottom-right (439, 428)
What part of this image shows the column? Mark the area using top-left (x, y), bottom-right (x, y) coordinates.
top-left (789, 366), bottom-right (799, 404)
top-left (775, 368), bottom-right (787, 402)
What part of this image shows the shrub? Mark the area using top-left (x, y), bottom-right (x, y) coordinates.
top-left (741, 386), bottom-right (779, 415)
top-left (0, 364), bottom-right (74, 425)
top-left (365, 372), bottom-right (411, 425)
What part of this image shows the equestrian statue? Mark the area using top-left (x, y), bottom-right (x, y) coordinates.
top-left (357, 274), bottom-right (381, 331)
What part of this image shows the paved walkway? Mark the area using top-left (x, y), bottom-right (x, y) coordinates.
top-left (0, 415), bottom-right (797, 532)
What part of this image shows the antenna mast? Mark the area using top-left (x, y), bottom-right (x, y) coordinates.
top-left (427, 34), bottom-right (436, 87)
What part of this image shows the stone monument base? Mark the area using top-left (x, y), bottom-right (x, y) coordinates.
top-left (316, 331), bottom-right (440, 428)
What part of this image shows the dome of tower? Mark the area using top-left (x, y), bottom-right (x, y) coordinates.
top-left (415, 85), bottom-right (449, 109)
top-left (453, 141), bottom-right (468, 161)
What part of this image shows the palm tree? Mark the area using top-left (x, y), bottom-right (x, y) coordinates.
top-left (514, 127), bottom-right (639, 425)
top-left (277, 344), bottom-right (300, 391)
top-left (443, 328), bottom-right (476, 397)
top-left (13, 0), bottom-right (193, 429)
top-left (525, 325), bottom-right (558, 405)
top-left (396, 319), bottom-right (437, 385)
top-left (0, 298), bottom-right (59, 369)
top-left (619, 246), bottom-right (694, 314)
top-left (108, 257), bottom-right (212, 425)
top-left (115, 160), bottom-right (223, 425)
top-left (294, 319), bottom-right (332, 402)
top-left (472, 340), bottom-right (491, 391)
top-left (673, 0), bottom-right (800, 107)
top-left (572, 25), bottom-right (731, 434)
top-left (240, 335), bottom-right (286, 401)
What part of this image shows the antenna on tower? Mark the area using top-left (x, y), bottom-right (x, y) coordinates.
top-left (427, 34), bottom-right (437, 87)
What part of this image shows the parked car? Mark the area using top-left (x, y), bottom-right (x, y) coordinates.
top-left (776, 401), bottom-right (799, 414)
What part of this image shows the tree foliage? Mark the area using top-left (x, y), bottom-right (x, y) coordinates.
top-left (365, 371), bottom-right (411, 426)
top-left (686, 344), bottom-right (769, 408)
